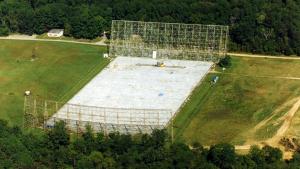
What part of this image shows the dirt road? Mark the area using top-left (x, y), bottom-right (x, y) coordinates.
top-left (233, 97), bottom-right (300, 159)
top-left (0, 34), bottom-right (107, 46)
top-left (267, 98), bottom-right (300, 144)
top-left (1, 36), bottom-right (299, 60)
top-left (209, 70), bottom-right (300, 81)
top-left (228, 52), bottom-right (300, 60)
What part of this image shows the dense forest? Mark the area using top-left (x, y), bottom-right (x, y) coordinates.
top-left (0, 120), bottom-right (298, 169)
top-left (0, 0), bottom-right (299, 55)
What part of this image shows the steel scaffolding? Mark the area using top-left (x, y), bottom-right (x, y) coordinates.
top-left (109, 20), bottom-right (229, 61)
top-left (23, 96), bottom-right (172, 134)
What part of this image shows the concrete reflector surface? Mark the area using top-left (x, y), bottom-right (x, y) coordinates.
top-left (48, 56), bottom-right (212, 132)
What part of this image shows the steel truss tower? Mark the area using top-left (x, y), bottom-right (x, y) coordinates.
top-left (110, 20), bottom-right (229, 61)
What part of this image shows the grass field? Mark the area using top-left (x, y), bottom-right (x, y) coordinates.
top-left (174, 56), bottom-right (300, 145)
top-left (0, 39), bottom-right (109, 126)
top-left (2, 39), bottom-right (300, 146)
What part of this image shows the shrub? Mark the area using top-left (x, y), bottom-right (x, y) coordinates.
top-left (218, 55), bottom-right (232, 68)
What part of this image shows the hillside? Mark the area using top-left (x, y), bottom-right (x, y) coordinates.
top-left (174, 56), bottom-right (300, 147)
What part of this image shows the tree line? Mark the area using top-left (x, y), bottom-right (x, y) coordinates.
top-left (0, 120), bottom-right (299, 169)
top-left (0, 0), bottom-right (299, 55)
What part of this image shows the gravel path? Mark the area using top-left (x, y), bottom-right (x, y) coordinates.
top-left (1, 35), bottom-right (299, 59)
top-left (228, 52), bottom-right (300, 60)
top-left (0, 34), bottom-right (107, 46)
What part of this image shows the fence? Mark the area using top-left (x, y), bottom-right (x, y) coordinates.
top-left (24, 96), bottom-right (173, 134)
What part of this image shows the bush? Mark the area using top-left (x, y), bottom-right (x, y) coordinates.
top-left (218, 55), bottom-right (232, 68)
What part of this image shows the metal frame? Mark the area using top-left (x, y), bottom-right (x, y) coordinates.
top-left (23, 96), bottom-right (172, 134)
top-left (110, 20), bottom-right (229, 61)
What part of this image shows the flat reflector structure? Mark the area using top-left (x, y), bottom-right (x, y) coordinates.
top-left (24, 20), bottom-right (228, 134)
top-left (45, 57), bottom-right (213, 133)
top-left (110, 20), bottom-right (229, 61)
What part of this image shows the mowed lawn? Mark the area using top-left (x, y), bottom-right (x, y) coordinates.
top-left (0, 40), bottom-right (109, 125)
top-left (174, 56), bottom-right (300, 145)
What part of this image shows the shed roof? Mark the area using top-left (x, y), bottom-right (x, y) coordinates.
top-left (48, 29), bottom-right (64, 34)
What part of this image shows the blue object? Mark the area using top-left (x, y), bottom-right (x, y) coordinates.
top-left (212, 76), bottom-right (219, 84)
top-left (159, 93), bottom-right (164, 96)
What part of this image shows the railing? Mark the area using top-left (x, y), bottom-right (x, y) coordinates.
top-left (24, 96), bottom-right (173, 134)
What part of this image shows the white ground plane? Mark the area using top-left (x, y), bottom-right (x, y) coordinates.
top-left (47, 57), bottom-right (212, 133)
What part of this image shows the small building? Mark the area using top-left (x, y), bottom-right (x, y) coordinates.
top-left (47, 29), bottom-right (64, 37)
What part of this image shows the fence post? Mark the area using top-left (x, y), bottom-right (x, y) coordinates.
top-left (91, 108), bottom-right (94, 131)
top-left (171, 112), bottom-right (174, 143)
top-left (33, 98), bottom-right (37, 127)
top-left (78, 105), bottom-right (81, 133)
top-left (66, 104), bottom-right (70, 129)
top-left (43, 100), bottom-right (48, 129)
top-left (23, 96), bottom-right (27, 129)
top-left (117, 110), bottom-right (119, 133)
top-left (158, 110), bottom-right (160, 126)
top-left (104, 108), bottom-right (107, 135)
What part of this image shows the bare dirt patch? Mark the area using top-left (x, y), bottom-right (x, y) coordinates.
top-left (235, 96), bottom-right (300, 159)
top-left (254, 97), bottom-right (300, 132)
top-left (266, 98), bottom-right (300, 145)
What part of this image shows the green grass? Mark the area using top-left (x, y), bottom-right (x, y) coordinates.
top-left (251, 105), bottom-right (291, 141)
top-left (255, 121), bottom-right (284, 141)
top-left (174, 56), bottom-right (300, 145)
top-left (2, 40), bottom-right (300, 145)
top-left (0, 39), bottom-right (109, 126)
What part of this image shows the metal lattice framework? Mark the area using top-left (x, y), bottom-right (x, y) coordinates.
top-left (23, 96), bottom-right (173, 134)
top-left (110, 20), bottom-right (229, 61)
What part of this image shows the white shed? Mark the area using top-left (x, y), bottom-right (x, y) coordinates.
top-left (47, 29), bottom-right (64, 37)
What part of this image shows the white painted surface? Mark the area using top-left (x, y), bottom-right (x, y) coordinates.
top-left (50, 56), bottom-right (212, 127)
